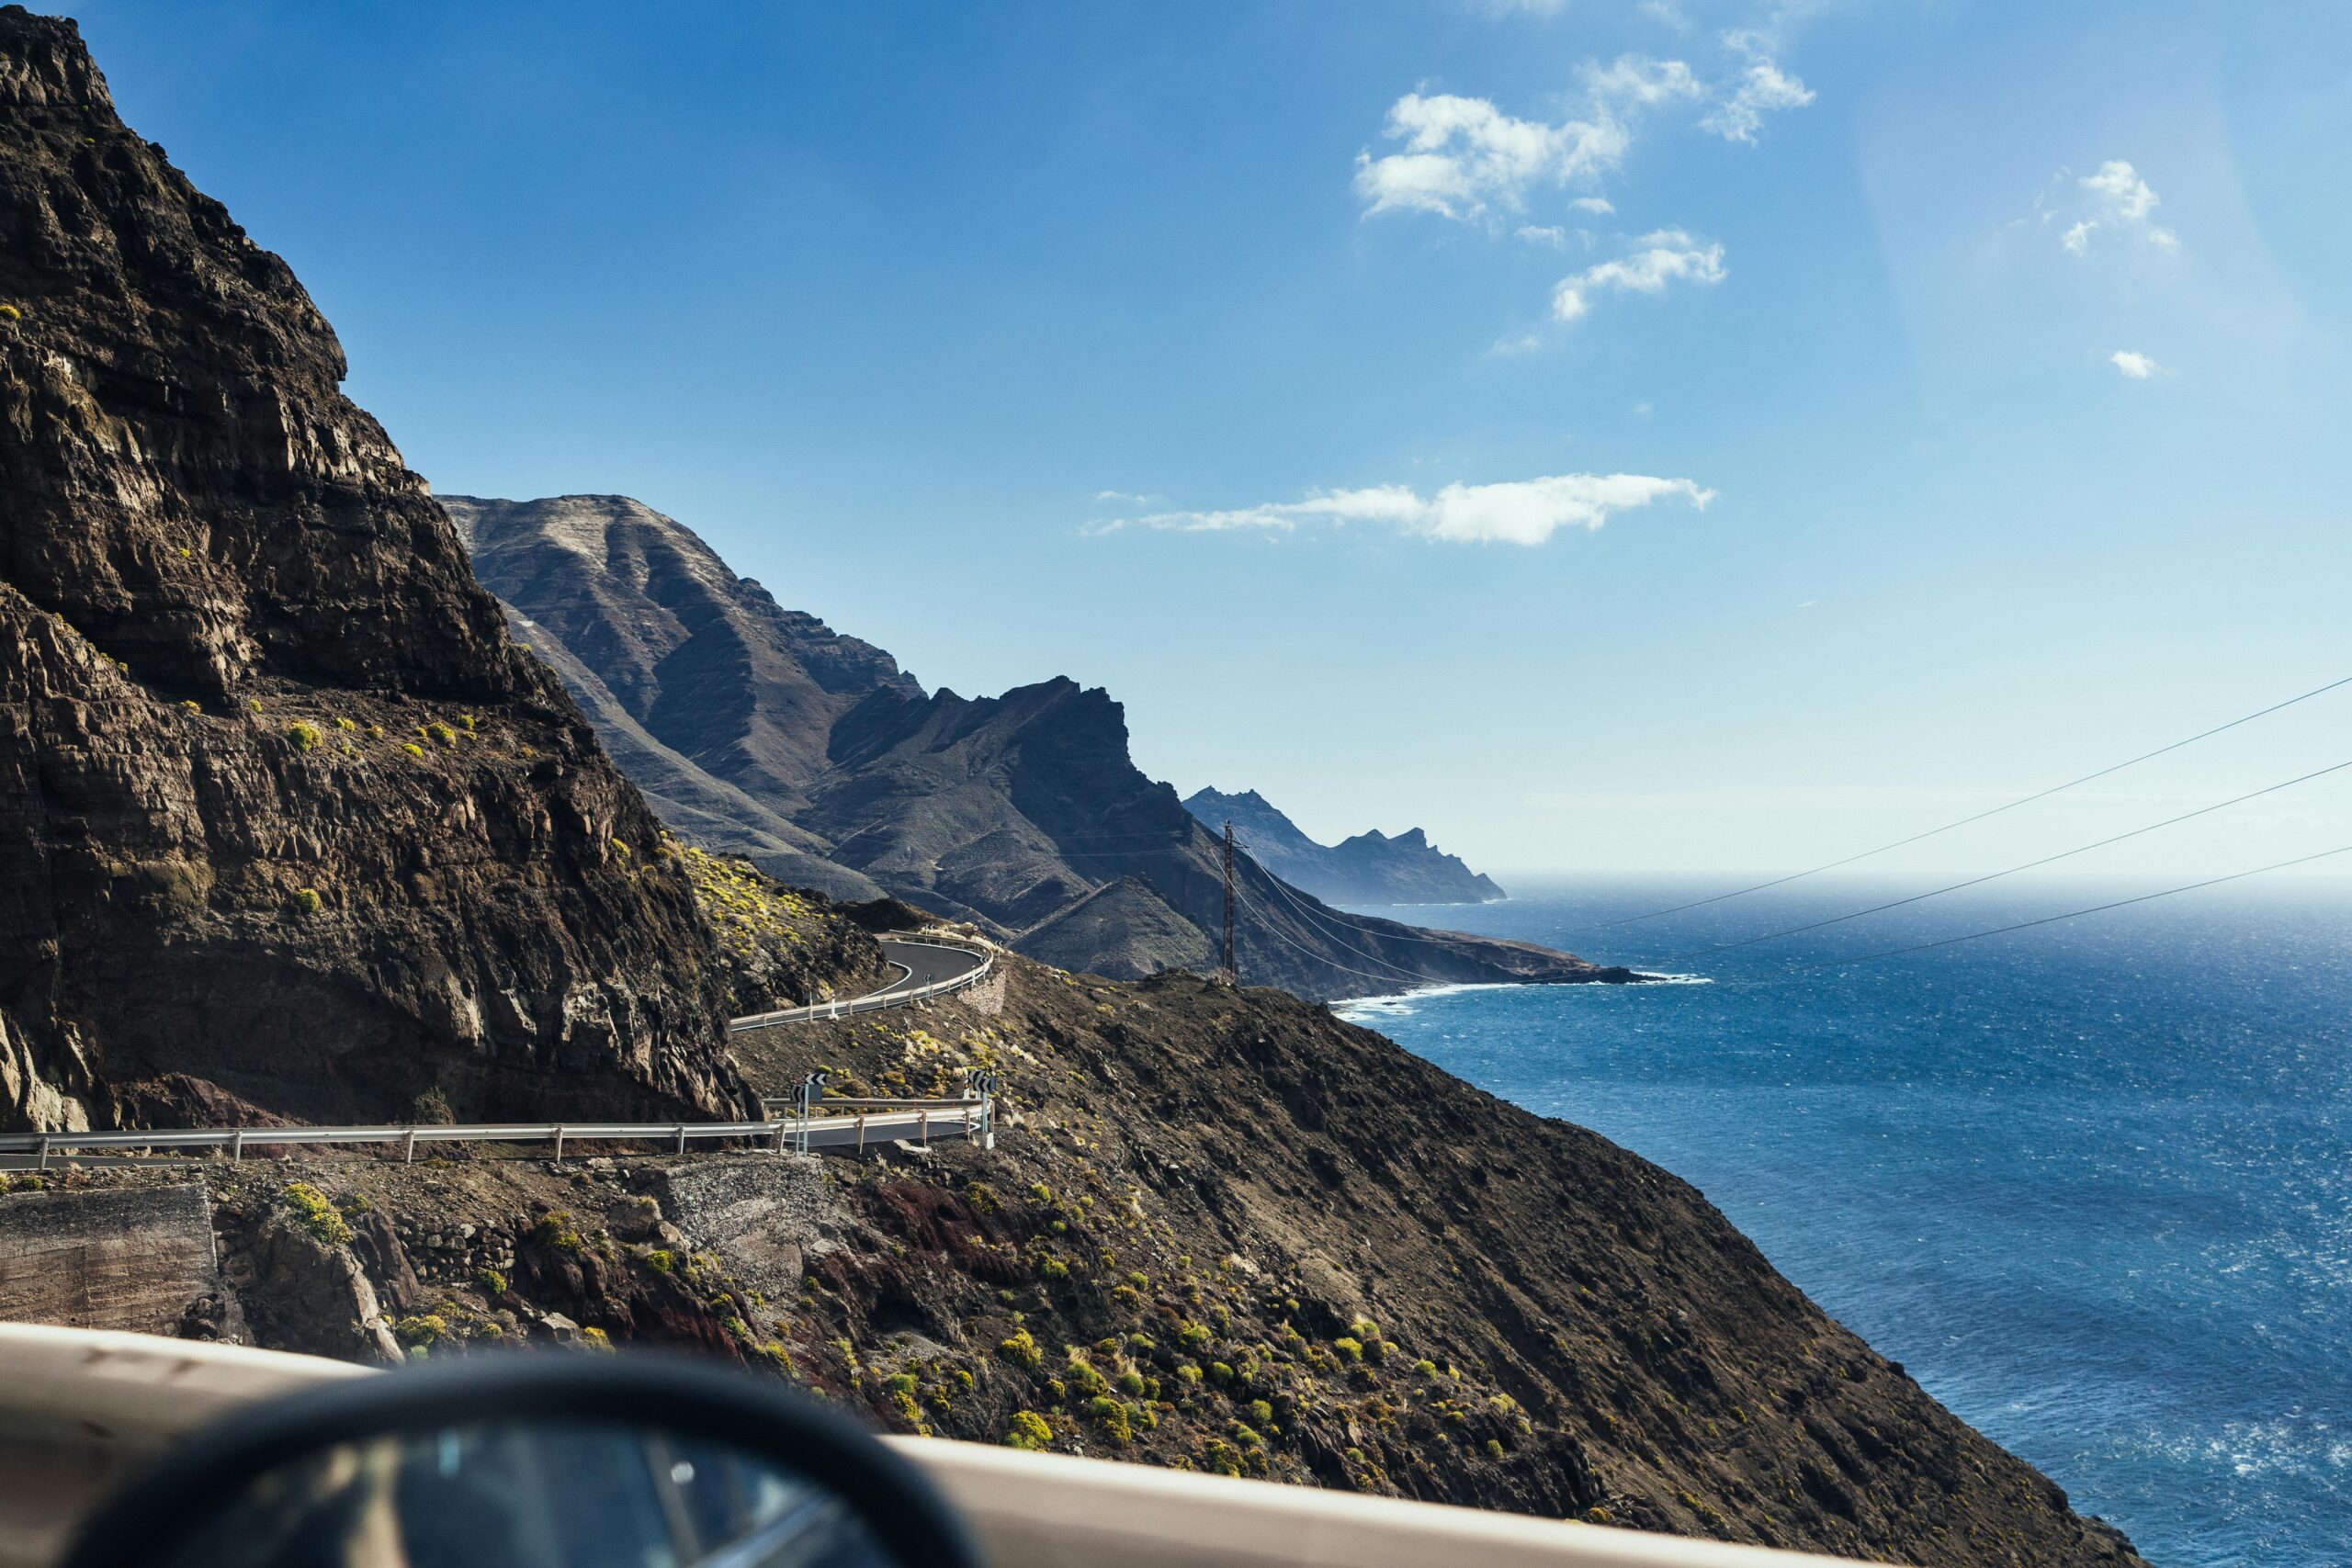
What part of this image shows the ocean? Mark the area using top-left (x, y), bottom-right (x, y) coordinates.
top-left (1331, 875), bottom-right (2350, 1568)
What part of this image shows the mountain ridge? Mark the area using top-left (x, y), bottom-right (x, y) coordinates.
top-left (1185, 785), bottom-right (1506, 906)
top-left (447, 493), bottom-right (1627, 1000)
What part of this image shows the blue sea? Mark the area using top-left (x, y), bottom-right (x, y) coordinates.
top-left (1333, 876), bottom-right (2351, 1568)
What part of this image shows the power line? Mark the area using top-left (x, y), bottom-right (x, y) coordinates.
top-left (1229, 880), bottom-right (1433, 990)
top-left (1774, 842), bottom-right (2352, 977)
top-left (1250, 869), bottom-right (1454, 984)
top-left (1666, 753), bottom-right (2352, 962)
top-left (1578, 671), bottom-right (2352, 935)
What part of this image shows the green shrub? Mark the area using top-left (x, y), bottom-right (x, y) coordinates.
top-left (179, 700), bottom-right (200, 715)
top-left (1209, 1361), bottom-right (1234, 1385)
top-left (1250, 1398), bottom-right (1274, 1427)
top-left (582, 1326), bottom-right (614, 1352)
top-left (1414, 1359), bottom-right (1440, 1379)
top-left (1035, 1256), bottom-right (1069, 1281)
top-left (280, 1182), bottom-right (354, 1247)
top-left (290, 887), bottom-right (322, 917)
top-left (1114, 1369), bottom-right (1148, 1397)
top-left (394, 1314), bottom-right (448, 1348)
top-left (421, 722), bottom-right (458, 747)
top-left (1230, 1421), bottom-right (1263, 1450)
top-left (0, 303), bottom-right (21, 322)
top-left (1486, 1438), bottom-right (1506, 1458)
top-left (1005, 1411), bottom-right (1053, 1450)
top-left (475, 1268), bottom-right (506, 1297)
top-left (401, 742), bottom-right (424, 760)
top-left (1177, 1321), bottom-right (1213, 1350)
top-left (1064, 1357), bottom-right (1107, 1396)
top-left (334, 716), bottom-right (357, 731)
top-left (285, 721), bottom-right (322, 753)
top-left (459, 714), bottom-right (478, 731)
top-left (1085, 1396), bottom-right (1135, 1446)
top-left (530, 1212), bottom-right (584, 1253)
top-left (368, 724), bottom-right (385, 739)
top-left (1334, 1336), bottom-right (1363, 1362)
top-left (642, 1248), bottom-right (674, 1273)
top-left (996, 1329), bottom-right (1042, 1370)
top-left (1127, 1333), bottom-right (1155, 1354)
top-left (1175, 1363), bottom-right (1203, 1385)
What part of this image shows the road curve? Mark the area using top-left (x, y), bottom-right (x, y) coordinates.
top-left (728, 935), bottom-right (991, 1033)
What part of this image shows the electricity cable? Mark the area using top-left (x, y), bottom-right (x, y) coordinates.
top-left (1664, 753), bottom-right (2352, 963)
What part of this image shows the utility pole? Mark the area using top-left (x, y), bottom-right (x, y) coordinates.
top-left (1220, 822), bottom-right (1238, 986)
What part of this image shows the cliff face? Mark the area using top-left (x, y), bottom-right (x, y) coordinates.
top-left (450, 495), bottom-right (1613, 1000)
top-left (0, 11), bottom-right (742, 1131)
top-left (1185, 787), bottom-right (1506, 906)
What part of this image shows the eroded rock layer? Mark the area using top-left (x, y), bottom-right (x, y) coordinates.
top-left (0, 9), bottom-right (741, 1130)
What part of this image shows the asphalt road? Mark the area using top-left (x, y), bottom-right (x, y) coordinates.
top-left (727, 936), bottom-right (991, 1032)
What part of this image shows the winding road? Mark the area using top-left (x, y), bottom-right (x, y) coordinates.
top-left (0, 933), bottom-right (998, 1169)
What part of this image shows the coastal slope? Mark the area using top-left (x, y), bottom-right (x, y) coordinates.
top-left (448, 493), bottom-right (1618, 1000)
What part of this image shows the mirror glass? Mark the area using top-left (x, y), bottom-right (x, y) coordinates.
top-left (147, 1419), bottom-right (902, 1568)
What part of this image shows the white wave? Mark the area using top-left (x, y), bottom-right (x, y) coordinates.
top-left (1331, 971), bottom-right (1713, 1022)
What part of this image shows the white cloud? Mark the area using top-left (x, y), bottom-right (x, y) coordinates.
top-left (1515, 224), bottom-right (1567, 247)
top-left (1553, 227), bottom-right (1725, 322)
top-left (1093, 489), bottom-right (1155, 504)
top-left (1098, 473), bottom-right (1714, 547)
top-left (2109, 350), bottom-right (2162, 380)
top-left (1489, 333), bottom-right (1545, 355)
top-left (1569, 196), bottom-right (1616, 215)
top-left (2048, 160), bottom-right (2178, 256)
top-left (1583, 53), bottom-right (1704, 110)
top-left (1354, 93), bottom-right (1629, 220)
top-left (1701, 57), bottom-right (1815, 141)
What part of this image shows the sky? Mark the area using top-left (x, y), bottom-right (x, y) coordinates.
top-left (67, 0), bottom-right (2352, 878)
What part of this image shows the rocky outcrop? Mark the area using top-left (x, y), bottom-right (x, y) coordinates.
top-left (0, 1181), bottom-right (226, 1335)
top-left (451, 496), bottom-right (1619, 999)
top-left (1186, 787), bottom-right (1506, 906)
top-left (0, 11), bottom-right (744, 1130)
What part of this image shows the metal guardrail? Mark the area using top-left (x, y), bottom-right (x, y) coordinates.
top-left (728, 936), bottom-right (993, 1034)
top-left (0, 1100), bottom-right (991, 1170)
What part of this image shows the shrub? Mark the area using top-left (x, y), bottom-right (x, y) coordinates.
top-left (179, 700), bottom-right (200, 715)
top-left (1175, 1363), bottom-right (1203, 1385)
top-left (1005, 1411), bottom-right (1053, 1451)
top-left (401, 742), bottom-right (424, 760)
top-left (1230, 1421), bottom-right (1263, 1450)
top-left (280, 1182), bottom-right (354, 1247)
top-left (642, 1248), bottom-right (674, 1273)
top-left (334, 716), bottom-right (358, 731)
top-left (285, 721), bottom-right (322, 753)
top-left (1126, 1333), bottom-right (1155, 1354)
top-left (289, 887), bottom-right (322, 917)
top-left (475, 1269), bottom-right (506, 1297)
top-left (1035, 1256), bottom-right (1069, 1281)
top-left (1114, 1369), bottom-right (1148, 1397)
top-left (1333, 1336), bottom-right (1363, 1362)
top-left (1486, 1438), bottom-right (1506, 1458)
top-left (1085, 1396), bottom-right (1135, 1446)
top-left (530, 1212), bottom-right (584, 1253)
top-left (1413, 1359), bottom-right (1440, 1379)
top-left (368, 724), bottom-right (385, 739)
top-left (459, 714), bottom-right (478, 731)
top-left (1209, 1361), bottom-right (1235, 1385)
top-left (997, 1329), bottom-right (1042, 1370)
top-left (582, 1326), bottom-right (614, 1352)
top-left (394, 1314), bottom-right (448, 1348)
top-left (1177, 1321), bottom-right (1213, 1350)
top-left (1064, 1357), bottom-right (1107, 1396)
top-left (0, 304), bottom-right (20, 322)
top-left (1583, 1506), bottom-right (1611, 1526)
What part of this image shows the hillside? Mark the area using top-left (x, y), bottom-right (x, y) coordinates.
top-left (448, 493), bottom-right (1622, 1000)
top-left (13, 872), bottom-right (2143, 1566)
top-left (1185, 787), bottom-right (1506, 906)
top-left (0, 11), bottom-right (742, 1132)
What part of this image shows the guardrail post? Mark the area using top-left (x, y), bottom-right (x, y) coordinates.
top-left (552, 1126), bottom-right (566, 1166)
top-left (773, 1120), bottom-right (787, 1155)
top-left (403, 1128), bottom-right (417, 1164)
top-left (35, 1135), bottom-right (50, 1173)
top-left (229, 1130), bottom-right (243, 1164)
top-left (857, 1115), bottom-right (867, 1154)
top-left (674, 1123), bottom-right (687, 1156)
top-left (920, 1110), bottom-right (930, 1152)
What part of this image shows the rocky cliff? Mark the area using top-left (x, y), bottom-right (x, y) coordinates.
top-left (448, 494), bottom-right (1612, 1000)
top-left (0, 10), bottom-right (743, 1132)
top-left (1185, 787), bottom-right (1506, 906)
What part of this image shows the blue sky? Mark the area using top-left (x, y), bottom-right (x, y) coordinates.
top-left (72, 1), bottom-right (2352, 876)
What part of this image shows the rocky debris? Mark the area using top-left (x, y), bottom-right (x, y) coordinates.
top-left (1185, 788), bottom-right (1506, 907)
top-left (0, 10), bottom-right (744, 1132)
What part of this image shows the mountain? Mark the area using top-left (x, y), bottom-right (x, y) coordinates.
top-left (0, 13), bottom-right (744, 1133)
top-left (1185, 787), bottom-right (1505, 905)
top-left (448, 494), bottom-right (1630, 999)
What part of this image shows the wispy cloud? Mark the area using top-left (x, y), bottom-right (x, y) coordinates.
top-left (1093, 472), bottom-right (1714, 547)
top-left (2042, 160), bottom-right (2178, 256)
top-left (1569, 196), bottom-right (1616, 215)
top-left (1553, 228), bottom-right (1725, 321)
top-left (1353, 92), bottom-right (1630, 221)
top-left (1093, 489), bottom-right (1156, 504)
top-left (1702, 56), bottom-right (1815, 142)
top-left (2109, 350), bottom-right (2165, 380)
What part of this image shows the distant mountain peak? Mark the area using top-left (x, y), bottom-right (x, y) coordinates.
top-left (1182, 788), bottom-right (1503, 906)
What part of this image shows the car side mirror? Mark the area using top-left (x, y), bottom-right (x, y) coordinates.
top-left (63, 1353), bottom-right (984, 1568)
